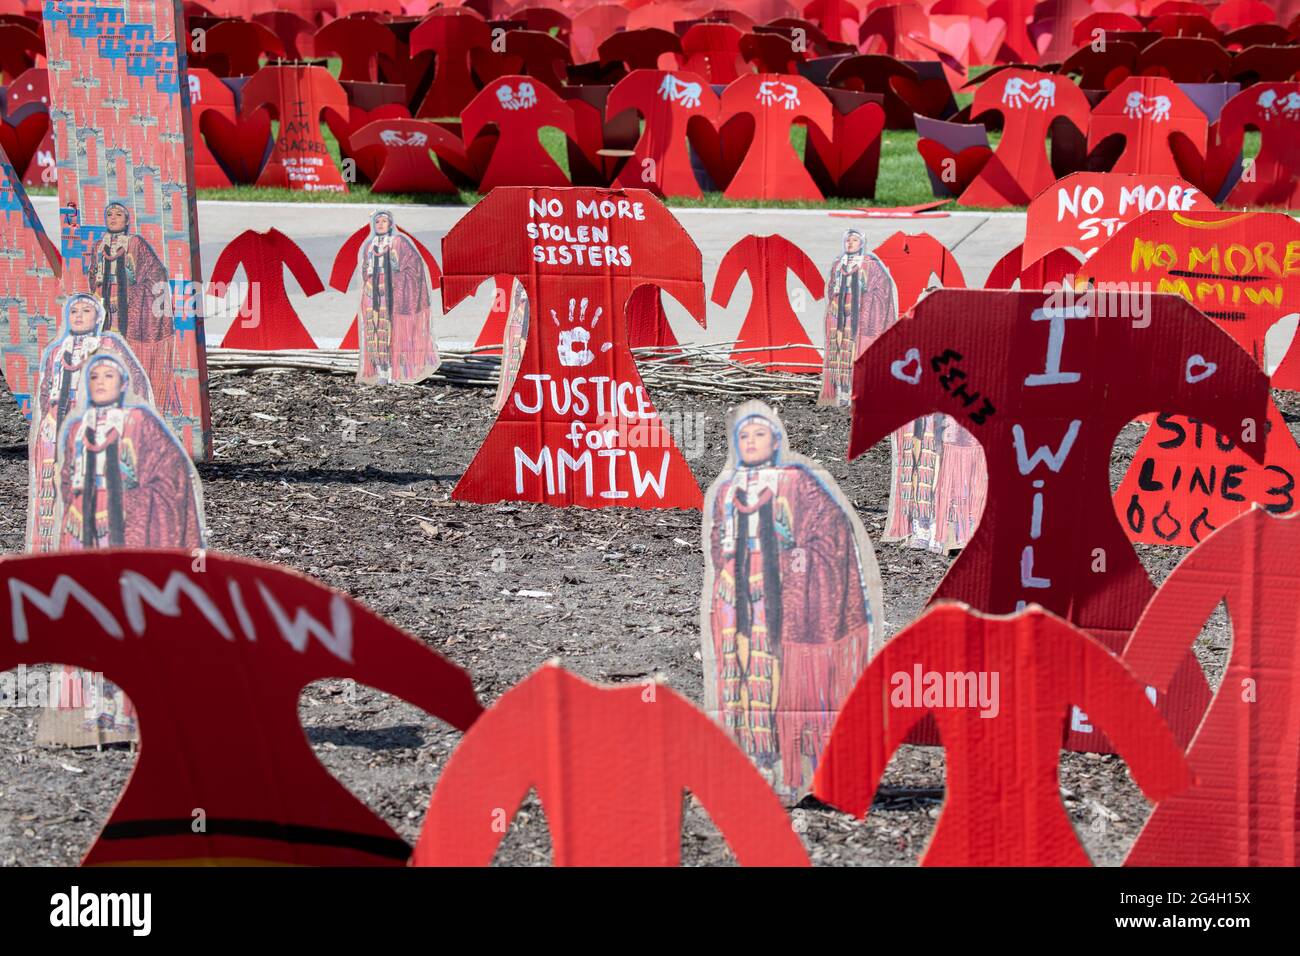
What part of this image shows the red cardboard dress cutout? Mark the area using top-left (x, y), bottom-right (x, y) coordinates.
top-left (461, 75), bottom-right (577, 192)
top-left (873, 232), bottom-right (967, 313)
top-left (960, 68), bottom-right (1092, 207)
top-left (0, 144), bottom-right (59, 420)
top-left (324, 101), bottom-right (411, 186)
top-left (718, 73), bottom-right (833, 201)
top-left (984, 245), bottom-right (1080, 290)
top-left (441, 187), bottom-right (706, 509)
top-left (711, 234), bottom-right (824, 373)
top-left (804, 91), bottom-right (887, 199)
top-left (412, 665), bottom-right (809, 866)
top-left (211, 229), bottom-right (323, 351)
top-left (1221, 82), bottom-right (1300, 209)
top-left (0, 550), bottom-right (482, 866)
top-left (849, 288), bottom-right (1269, 750)
top-left (311, 14), bottom-right (397, 82)
top-left (1022, 171), bottom-right (1212, 268)
top-left (186, 68), bottom-right (236, 190)
top-left (607, 69), bottom-right (720, 199)
top-left (1123, 508), bottom-right (1300, 866)
top-left (1087, 77), bottom-right (1208, 177)
top-left (349, 118), bottom-right (468, 195)
top-left (1085, 210), bottom-right (1300, 546)
top-left (814, 604), bottom-right (1190, 866)
top-left (241, 64), bottom-right (350, 193)
top-left (410, 9), bottom-right (493, 120)
top-left (681, 23), bottom-right (748, 84)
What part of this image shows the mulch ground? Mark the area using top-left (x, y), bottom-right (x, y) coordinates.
top-left (1, 367), bottom-right (1288, 866)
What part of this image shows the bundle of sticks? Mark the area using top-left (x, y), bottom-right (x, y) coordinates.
top-left (206, 342), bottom-right (823, 398)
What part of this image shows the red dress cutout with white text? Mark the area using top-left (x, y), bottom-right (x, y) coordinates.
top-left (440, 187), bottom-right (706, 509)
top-left (849, 289), bottom-right (1270, 750)
top-left (0, 550), bottom-right (482, 866)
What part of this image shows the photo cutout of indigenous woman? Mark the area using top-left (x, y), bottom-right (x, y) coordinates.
top-left (493, 277), bottom-right (529, 411)
top-left (357, 209), bottom-right (440, 385)
top-left (88, 201), bottom-right (176, 412)
top-left (884, 412), bottom-right (987, 554)
top-left (818, 229), bottom-right (897, 409)
top-left (26, 294), bottom-right (152, 553)
top-left (57, 353), bottom-right (205, 550)
top-left (701, 401), bottom-right (885, 805)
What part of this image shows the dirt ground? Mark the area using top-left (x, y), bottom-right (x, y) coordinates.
top-left (0, 366), bottom-right (1288, 867)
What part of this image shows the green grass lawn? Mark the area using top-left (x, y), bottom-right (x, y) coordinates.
top-left (157, 122), bottom-right (983, 210)
top-left (26, 122), bottom-right (1257, 211)
top-left (19, 51), bottom-right (1255, 212)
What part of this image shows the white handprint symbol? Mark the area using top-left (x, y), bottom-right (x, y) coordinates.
top-left (1258, 88), bottom-right (1279, 119)
top-left (658, 74), bottom-right (702, 108)
top-left (757, 80), bottom-right (800, 109)
top-left (553, 297), bottom-right (610, 367)
top-left (1030, 78), bottom-right (1055, 110)
top-left (1148, 95), bottom-right (1170, 123)
top-left (1002, 76), bottom-right (1031, 109)
top-left (1124, 90), bottom-right (1145, 119)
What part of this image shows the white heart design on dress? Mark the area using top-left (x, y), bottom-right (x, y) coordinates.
top-left (1185, 354), bottom-right (1217, 383)
top-left (890, 347), bottom-right (923, 384)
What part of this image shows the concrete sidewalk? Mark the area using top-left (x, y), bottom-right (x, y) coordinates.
top-left (30, 198), bottom-right (1028, 349)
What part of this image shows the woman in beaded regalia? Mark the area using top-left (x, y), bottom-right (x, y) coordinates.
top-left (818, 229), bottom-right (897, 408)
top-left (703, 402), bottom-right (884, 804)
top-left (57, 353), bottom-right (204, 550)
top-left (88, 202), bottom-right (175, 410)
top-left (26, 293), bottom-right (150, 553)
top-left (357, 210), bottom-right (439, 385)
top-left (885, 413), bottom-right (944, 549)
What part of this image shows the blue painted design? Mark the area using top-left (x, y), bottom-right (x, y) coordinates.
top-left (153, 41), bottom-right (180, 94)
top-left (171, 278), bottom-right (197, 331)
